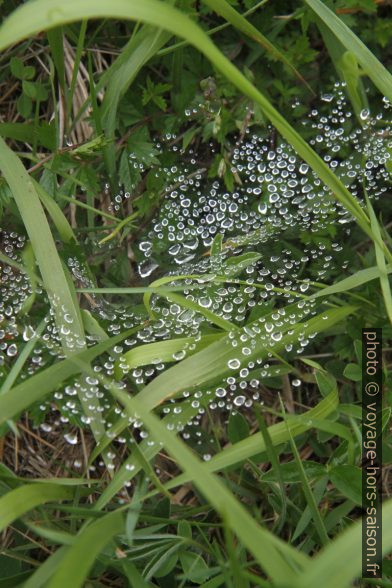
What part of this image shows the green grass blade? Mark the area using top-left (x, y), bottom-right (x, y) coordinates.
top-left (163, 291), bottom-right (236, 331)
top-left (0, 137), bottom-right (110, 440)
top-left (0, 0), bottom-right (374, 240)
top-left (93, 373), bottom-right (309, 582)
top-left (203, 0), bottom-right (313, 92)
top-left (365, 194), bottom-right (392, 324)
top-left (101, 25), bottom-right (171, 183)
top-left (310, 265), bottom-right (392, 299)
top-left (135, 305), bottom-right (356, 411)
top-left (304, 0), bottom-right (392, 103)
top-left (118, 333), bottom-right (224, 373)
top-left (164, 388), bottom-right (338, 489)
top-left (47, 511), bottom-right (123, 588)
top-left (280, 398), bottom-right (330, 546)
top-left (0, 318), bottom-right (46, 396)
top-left (293, 498), bottom-right (392, 588)
top-left (0, 329), bottom-right (138, 425)
top-left (33, 179), bottom-right (76, 243)
top-left (23, 546), bottom-right (69, 588)
top-left (0, 484), bottom-right (73, 532)
top-left (0, 137), bottom-right (81, 339)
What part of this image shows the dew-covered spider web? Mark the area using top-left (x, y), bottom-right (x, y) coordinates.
top-left (0, 83), bottom-right (391, 481)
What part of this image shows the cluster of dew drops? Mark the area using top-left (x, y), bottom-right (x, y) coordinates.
top-left (0, 83), bottom-right (391, 474)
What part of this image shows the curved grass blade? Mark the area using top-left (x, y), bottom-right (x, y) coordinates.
top-left (34, 180), bottom-right (76, 243)
top-left (92, 372), bottom-right (309, 583)
top-left (0, 0), bottom-right (374, 241)
top-left (0, 484), bottom-right (73, 533)
top-left (0, 137), bottom-right (109, 440)
top-left (23, 547), bottom-right (69, 588)
top-left (0, 318), bottom-right (46, 396)
top-left (203, 0), bottom-right (314, 93)
top-left (0, 329), bottom-right (138, 425)
top-left (292, 498), bottom-right (392, 588)
top-left (135, 305), bottom-right (356, 411)
top-left (101, 25), bottom-right (171, 183)
top-left (365, 193), bottom-right (392, 325)
top-left (118, 333), bottom-right (224, 374)
top-left (0, 137), bottom-right (81, 339)
top-left (304, 0), bottom-right (392, 104)
top-left (161, 291), bottom-right (235, 331)
top-left (47, 511), bottom-right (123, 588)
top-left (163, 387), bottom-right (339, 490)
top-left (310, 265), bottom-right (392, 299)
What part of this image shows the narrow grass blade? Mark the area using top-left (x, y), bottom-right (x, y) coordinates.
top-left (34, 180), bottom-right (76, 243)
top-left (293, 498), bottom-right (392, 588)
top-left (47, 511), bottom-right (123, 588)
top-left (365, 194), bottom-right (392, 324)
top-left (310, 265), bottom-right (392, 299)
top-left (203, 0), bottom-right (313, 91)
top-left (304, 0), bottom-right (392, 104)
top-left (0, 318), bottom-right (46, 396)
top-left (316, 20), bottom-right (368, 121)
top-left (118, 333), bottom-right (224, 373)
top-left (101, 25), bottom-right (171, 183)
top-left (0, 137), bottom-right (81, 339)
top-left (255, 408), bottom-right (287, 534)
top-left (23, 546), bottom-right (69, 588)
top-left (0, 329), bottom-right (138, 425)
top-left (0, 0), bottom-right (374, 240)
top-left (95, 373), bottom-right (309, 583)
top-left (163, 291), bottom-right (235, 331)
top-left (280, 398), bottom-right (330, 546)
top-left (135, 305), bottom-right (356, 411)
top-left (0, 484), bottom-right (73, 532)
top-left (164, 388), bottom-right (338, 489)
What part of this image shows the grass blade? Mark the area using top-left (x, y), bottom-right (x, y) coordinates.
top-left (365, 193), bottom-right (392, 324)
top-left (280, 398), bottom-right (330, 546)
top-left (0, 484), bottom-right (73, 532)
top-left (47, 511), bottom-right (123, 588)
top-left (0, 0), bottom-right (375, 241)
top-left (135, 305), bottom-right (356, 411)
top-left (310, 265), bottom-right (392, 299)
top-left (92, 371), bottom-right (309, 583)
top-left (0, 329), bottom-right (138, 425)
top-left (304, 0), bottom-right (392, 104)
top-left (203, 0), bottom-right (313, 91)
top-left (293, 498), bottom-right (392, 588)
top-left (164, 388), bottom-right (339, 489)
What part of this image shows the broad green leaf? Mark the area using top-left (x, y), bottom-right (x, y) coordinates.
top-left (343, 363), bottom-right (362, 382)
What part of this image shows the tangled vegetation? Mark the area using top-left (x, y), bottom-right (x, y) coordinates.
top-left (0, 0), bottom-right (391, 586)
